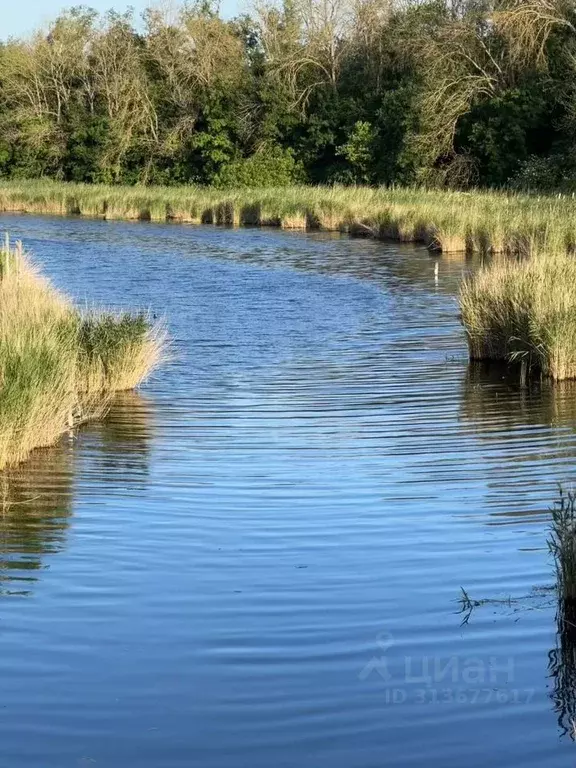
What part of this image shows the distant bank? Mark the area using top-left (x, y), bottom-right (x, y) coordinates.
top-left (2, 179), bottom-right (576, 259)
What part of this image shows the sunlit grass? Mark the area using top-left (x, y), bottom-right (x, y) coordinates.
top-left (549, 488), bottom-right (576, 604)
top-left (0, 235), bottom-right (165, 469)
top-left (460, 255), bottom-right (576, 380)
top-left (4, 179), bottom-right (576, 256)
top-left (6, 179), bottom-right (576, 381)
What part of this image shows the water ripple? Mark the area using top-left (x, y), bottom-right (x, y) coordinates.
top-left (0, 213), bottom-right (572, 767)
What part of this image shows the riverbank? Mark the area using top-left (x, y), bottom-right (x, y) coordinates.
top-left (1, 180), bottom-right (576, 257)
top-left (0, 235), bottom-right (164, 469)
top-left (460, 255), bottom-right (576, 381)
top-left (0, 214), bottom-right (567, 767)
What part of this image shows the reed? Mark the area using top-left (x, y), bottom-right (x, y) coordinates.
top-left (4, 179), bottom-right (576, 256)
top-left (459, 255), bottom-right (576, 381)
top-left (549, 488), bottom-right (576, 604)
top-left (0, 235), bottom-right (164, 469)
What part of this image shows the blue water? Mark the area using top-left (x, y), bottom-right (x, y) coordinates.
top-left (0, 214), bottom-right (574, 767)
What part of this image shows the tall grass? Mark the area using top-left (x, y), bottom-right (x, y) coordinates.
top-left (548, 487), bottom-right (576, 737)
top-left (7, 179), bottom-right (576, 381)
top-left (0, 236), bottom-right (164, 469)
top-left (549, 488), bottom-right (576, 604)
top-left (460, 255), bottom-right (576, 381)
top-left (3, 179), bottom-right (576, 256)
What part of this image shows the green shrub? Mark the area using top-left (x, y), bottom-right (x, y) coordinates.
top-left (509, 155), bottom-right (576, 193)
top-left (214, 146), bottom-right (306, 188)
top-left (336, 121), bottom-right (378, 184)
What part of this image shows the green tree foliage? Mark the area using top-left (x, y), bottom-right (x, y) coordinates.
top-left (213, 145), bottom-right (304, 187)
top-left (1, 0), bottom-right (576, 189)
top-left (336, 121), bottom-right (378, 183)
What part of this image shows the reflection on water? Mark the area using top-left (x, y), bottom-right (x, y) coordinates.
top-left (549, 597), bottom-right (576, 737)
top-left (80, 390), bottom-right (154, 483)
top-left (2, 213), bottom-right (576, 768)
top-left (0, 392), bottom-right (153, 597)
top-left (459, 362), bottom-right (576, 524)
top-left (462, 362), bottom-right (576, 432)
top-left (0, 443), bottom-right (73, 597)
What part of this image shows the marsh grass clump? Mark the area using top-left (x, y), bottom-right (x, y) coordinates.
top-left (6, 180), bottom-right (576, 256)
top-left (459, 255), bottom-right (576, 381)
top-left (548, 488), bottom-right (576, 737)
top-left (0, 235), bottom-right (164, 469)
top-left (77, 311), bottom-right (164, 393)
top-left (549, 488), bottom-right (576, 604)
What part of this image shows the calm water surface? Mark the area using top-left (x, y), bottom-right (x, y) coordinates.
top-left (0, 214), bottom-right (574, 766)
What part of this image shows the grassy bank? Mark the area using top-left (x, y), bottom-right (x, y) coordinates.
top-left (0, 235), bottom-right (164, 469)
top-left (460, 256), bottom-right (576, 381)
top-left (2, 180), bottom-right (576, 257)
top-left (5, 178), bottom-right (576, 381)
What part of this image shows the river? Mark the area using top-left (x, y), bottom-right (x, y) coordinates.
top-left (0, 213), bottom-right (573, 767)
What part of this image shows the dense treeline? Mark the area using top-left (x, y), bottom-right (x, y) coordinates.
top-left (2, 0), bottom-right (576, 189)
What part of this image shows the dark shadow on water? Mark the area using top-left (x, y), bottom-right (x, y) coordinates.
top-left (459, 361), bottom-right (576, 524)
top-left (0, 391), bottom-right (154, 597)
top-left (549, 597), bottom-right (576, 737)
top-left (0, 441), bottom-right (74, 597)
top-left (77, 390), bottom-right (155, 483)
top-left (459, 360), bottom-right (576, 430)
top-left (460, 361), bottom-right (576, 442)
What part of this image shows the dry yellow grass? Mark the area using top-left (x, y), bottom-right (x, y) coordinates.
top-left (3, 179), bottom-right (576, 257)
top-left (460, 255), bottom-right (576, 380)
top-left (0, 236), bottom-right (164, 469)
top-left (5, 180), bottom-right (576, 383)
